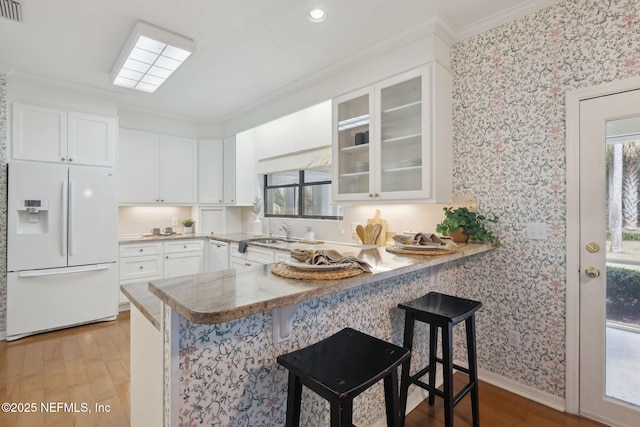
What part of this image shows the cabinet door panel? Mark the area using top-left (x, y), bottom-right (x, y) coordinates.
top-left (68, 112), bottom-right (116, 167)
top-left (164, 252), bottom-right (204, 278)
top-left (198, 139), bottom-right (224, 204)
top-left (11, 103), bottom-right (67, 163)
top-left (118, 130), bottom-right (159, 203)
top-left (223, 136), bottom-right (236, 204)
top-left (159, 135), bottom-right (197, 204)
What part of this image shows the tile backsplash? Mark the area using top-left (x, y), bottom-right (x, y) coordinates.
top-left (242, 203), bottom-right (457, 244)
top-left (118, 206), bottom-right (195, 235)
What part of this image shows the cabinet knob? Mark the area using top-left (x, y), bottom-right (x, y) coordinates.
top-left (61, 157), bottom-right (66, 161)
top-left (184, 245), bottom-right (187, 248)
top-left (139, 266), bottom-right (144, 269)
top-left (156, 199), bottom-right (160, 202)
top-left (368, 193), bottom-right (373, 198)
top-left (245, 262), bottom-right (251, 267)
top-left (161, 199), bottom-right (164, 202)
top-left (139, 248), bottom-right (143, 252)
top-left (374, 193), bottom-right (379, 198)
top-left (166, 256), bottom-right (169, 259)
top-left (69, 158), bottom-right (74, 162)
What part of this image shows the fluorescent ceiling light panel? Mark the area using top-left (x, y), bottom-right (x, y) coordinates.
top-left (111, 22), bottom-right (195, 93)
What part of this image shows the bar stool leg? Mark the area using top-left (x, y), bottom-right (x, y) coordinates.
top-left (329, 399), bottom-right (353, 427)
top-left (428, 323), bottom-right (438, 406)
top-left (442, 323), bottom-right (454, 427)
top-left (384, 369), bottom-right (402, 427)
top-left (285, 372), bottom-right (302, 427)
top-left (466, 316), bottom-right (480, 427)
top-left (399, 313), bottom-right (415, 426)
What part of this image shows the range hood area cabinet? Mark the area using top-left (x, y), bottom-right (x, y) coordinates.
top-left (11, 102), bottom-right (117, 167)
top-left (198, 136), bottom-right (239, 205)
top-left (118, 129), bottom-right (197, 205)
top-left (332, 63), bottom-right (452, 203)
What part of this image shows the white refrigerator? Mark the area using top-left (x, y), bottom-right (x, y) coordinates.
top-left (7, 161), bottom-right (118, 340)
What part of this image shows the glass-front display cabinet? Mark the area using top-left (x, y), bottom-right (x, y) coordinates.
top-left (332, 64), bottom-right (451, 203)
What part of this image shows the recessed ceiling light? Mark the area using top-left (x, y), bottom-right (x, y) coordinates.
top-left (308, 9), bottom-right (326, 23)
top-left (111, 21), bottom-right (195, 93)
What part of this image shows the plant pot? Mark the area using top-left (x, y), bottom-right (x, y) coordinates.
top-left (449, 228), bottom-right (470, 243)
top-left (183, 226), bottom-right (193, 234)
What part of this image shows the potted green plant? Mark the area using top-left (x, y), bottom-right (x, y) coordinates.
top-left (252, 196), bottom-right (263, 235)
top-left (181, 218), bottom-right (195, 234)
top-left (435, 207), bottom-right (500, 246)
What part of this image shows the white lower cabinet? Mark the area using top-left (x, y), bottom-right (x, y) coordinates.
top-left (230, 243), bottom-right (275, 271)
top-left (164, 240), bottom-right (205, 278)
top-left (129, 304), bottom-right (163, 427)
top-left (118, 242), bottom-right (164, 311)
top-left (119, 239), bottom-right (205, 307)
top-left (274, 251), bottom-right (291, 262)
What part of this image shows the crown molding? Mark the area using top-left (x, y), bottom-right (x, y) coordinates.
top-left (454, 0), bottom-right (562, 42)
top-left (8, 70), bottom-right (124, 101)
top-left (222, 17), bottom-right (454, 124)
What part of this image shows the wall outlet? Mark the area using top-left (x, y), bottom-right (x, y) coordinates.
top-left (526, 223), bottom-right (547, 240)
top-left (171, 217), bottom-right (179, 226)
top-left (507, 330), bottom-right (520, 347)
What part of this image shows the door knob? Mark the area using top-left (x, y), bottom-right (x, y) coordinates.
top-left (586, 242), bottom-right (600, 253)
top-left (585, 267), bottom-right (600, 278)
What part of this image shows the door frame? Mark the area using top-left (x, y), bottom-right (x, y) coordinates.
top-left (565, 76), bottom-right (640, 414)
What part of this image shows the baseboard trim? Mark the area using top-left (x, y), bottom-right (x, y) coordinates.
top-left (472, 363), bottom-right (566, 412)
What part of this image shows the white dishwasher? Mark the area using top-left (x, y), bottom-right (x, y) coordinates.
top-left (208, 240), bottom-right (230, 272)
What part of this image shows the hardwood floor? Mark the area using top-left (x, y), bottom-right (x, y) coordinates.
top-left (0, 312), bottom-right (608, 427)
top-left (404, 373), bottom-right (607, 427)
top-left (0, 312), bottom-right (131, 427)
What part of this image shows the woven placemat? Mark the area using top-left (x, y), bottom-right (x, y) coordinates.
top-left (385, 245), bottom-right (456, 256)
top-left (271, 262), bottom-right (364, 280)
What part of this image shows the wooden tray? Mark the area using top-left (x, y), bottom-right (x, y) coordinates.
top-left (385, 245), bottom-right (456, 256)
top-left (271, 262), bottom-right (364, 280)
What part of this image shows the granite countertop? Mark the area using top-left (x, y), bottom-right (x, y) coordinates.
top-left (148, 243), bottom-right (494, 325)
top-left (120, 281), bottom-right (162, 330)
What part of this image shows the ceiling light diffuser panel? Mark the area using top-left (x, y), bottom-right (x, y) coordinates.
top-left (111, 21), bottom-right (195, 93)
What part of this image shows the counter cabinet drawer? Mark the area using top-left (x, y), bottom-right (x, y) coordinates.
top-left (229, 244), bottom-right (275, 264)
top-left (164, 239), bottom-right (205, 254)
top-left (120, 254), bottom-right (164, 280)
top-left (120, 242), bottom-right (163, 258)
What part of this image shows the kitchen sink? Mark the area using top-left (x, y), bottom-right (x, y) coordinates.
top-left (251, 237), bottom-right (297, 244)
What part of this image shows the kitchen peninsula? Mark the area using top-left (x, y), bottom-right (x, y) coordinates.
top-left (125, 237), bottom-right (493, 426)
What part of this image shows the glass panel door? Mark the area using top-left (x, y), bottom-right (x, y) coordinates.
top-left (336, 93), bottom-right (371, 196)
top-left (579, 90), bottom-right (640, 426)
top-left (379, 75), bottom-right (422, 193)
top-left (604, 117), bottom-right (640, 407)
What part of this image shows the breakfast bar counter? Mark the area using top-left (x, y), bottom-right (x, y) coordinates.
top-left (148, 243), bottom-right (493, 325)
top-left (132, 242), bottom-right (494, 427)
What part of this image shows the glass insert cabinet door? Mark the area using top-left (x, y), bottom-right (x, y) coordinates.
top-left (334, 87), bottom-right (374, 199)
top-left (332, 66), bottom-right (430, 202)
top-left (377, 74), bottom-right (424, 196)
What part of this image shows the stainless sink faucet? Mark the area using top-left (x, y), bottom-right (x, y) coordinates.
top-left (279, 222), bottom-right (291, 240)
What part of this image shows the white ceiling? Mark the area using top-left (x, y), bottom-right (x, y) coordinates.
top-left (0, 0), bottom-right (556, 122)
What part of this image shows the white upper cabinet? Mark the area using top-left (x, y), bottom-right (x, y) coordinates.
top-left (223, 136), bottom-right (237, 204)
top-left (118, 129), bottom-right (197, 205)
top-left (332, 64), bottom-right (452, 203)
top-left (11, 102), bottom-right (116, 167)
top-left (198, 139), bottom-right (224, 204)
top-left (159, 135), bottom-right (197, 204)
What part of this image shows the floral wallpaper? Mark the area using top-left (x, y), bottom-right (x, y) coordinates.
top-left (0, 73), bottom-right (7, 336)
top-left (447, 0), bottom-right (640, 397)
top-left (171, 267), bottom-right (458, 426)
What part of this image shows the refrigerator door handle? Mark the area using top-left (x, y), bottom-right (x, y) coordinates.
top-left (68, 180), bottom-right (75, 256)
top-left (61, 180), bottom-right (68, 256)
top-left (18, 264), bottom-right (111, 278)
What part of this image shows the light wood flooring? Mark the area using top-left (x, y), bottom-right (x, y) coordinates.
top-left (0, 311), bottom-right (608, 427)
top-left (0, 312), bottom-right (131, 427)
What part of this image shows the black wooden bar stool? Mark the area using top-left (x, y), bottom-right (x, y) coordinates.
top-left (398, 292), bottom-right (482, 427)
top-left (277, 327), bottom-right (410, 427)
